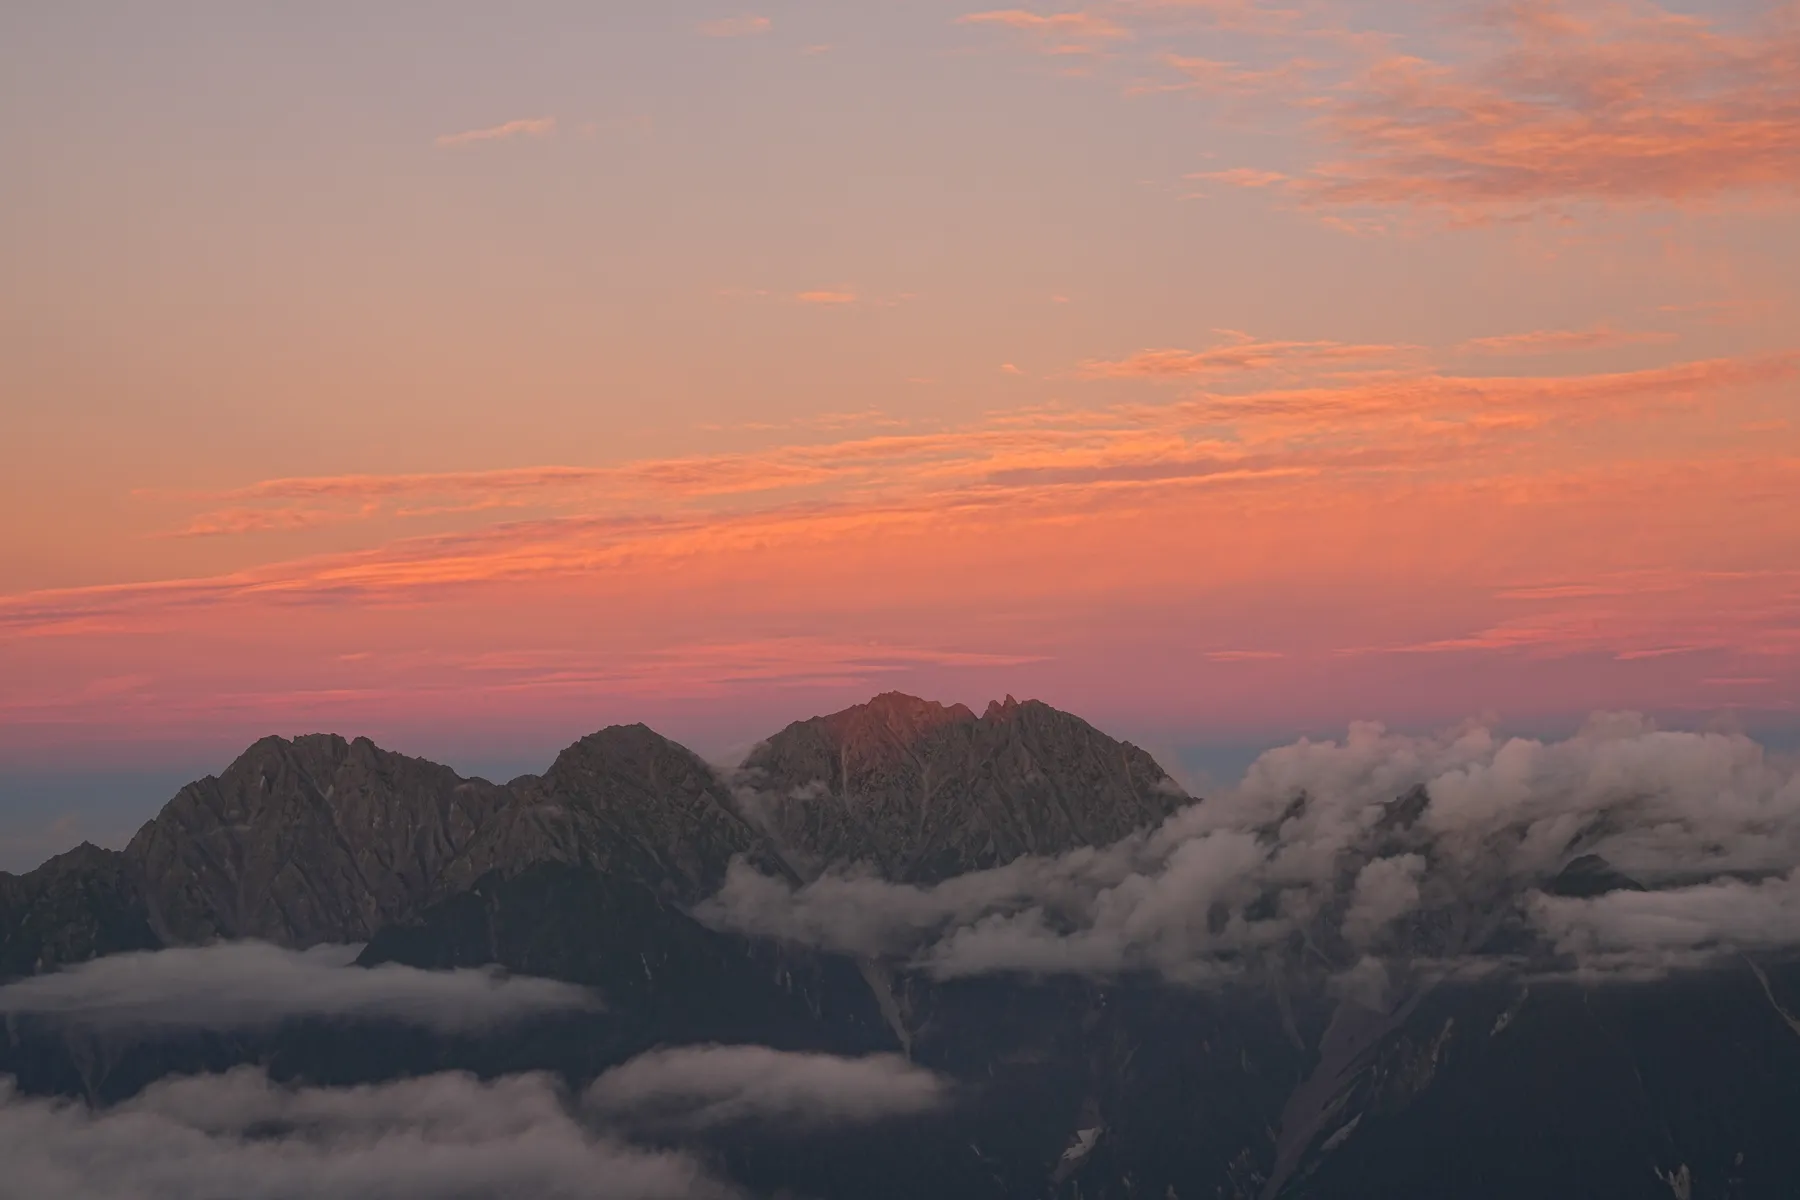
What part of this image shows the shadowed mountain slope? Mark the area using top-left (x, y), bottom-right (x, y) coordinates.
top-left (0, 844), bottom-right (158, 980)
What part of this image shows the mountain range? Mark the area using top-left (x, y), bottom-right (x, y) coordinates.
top-left (3, 692), bottom-right (1797, 1199)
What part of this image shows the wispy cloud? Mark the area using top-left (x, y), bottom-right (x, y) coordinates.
top-left (162, 505), bottom-right (376, 539)
top-left (699, 15), bottom-right (773, 38)
top-left (2, 353), bottom-right (1787, 646)
top-left (1149, 52), bottom-right (1315, 100)
top-left (0, 1069), bottom-right (731, 1200)
top-left (0, 943), bottom-right (598, 1033)
top-left (959, 8), bottom-right (1131, 56)
top-left (1457, 326), bottom-right (1679, 357)
top-left (796, 289), bottom-right (859, 306)
top-left (434, 117), bottom-right (557, 149)
top-left (1079, 332), bottom-right (1411, 378)
top-left (1187, 166), bottom-right (1290, 189)
top-left (977, 0), bottom-right (1800, 221)
top-left (1303, 2), bottom-right (1800, 219)
top-left (586, 1046), bottom-right (948, 1129)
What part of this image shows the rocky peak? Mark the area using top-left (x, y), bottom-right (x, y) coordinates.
top-left (0, 843), bottom-right (158, 980)
top-left (742, 694), bottom-right (1190, 882)
top-left (1543, 854), bottom-right (1647, 899)
top-left (431, 723), bottom-right (763, 903)
top-left (813, 692), bottom-right (979, 772)
top-left (981, 694), bottom-right (1022, 720)
top-left (125, 732), bottom-right (509, 947)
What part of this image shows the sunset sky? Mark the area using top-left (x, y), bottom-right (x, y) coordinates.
top-left (4, 0), bottom-right (1798, 863)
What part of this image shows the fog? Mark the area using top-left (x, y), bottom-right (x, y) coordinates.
top-left (0, 1068), bottom-right (730, 1200)
top-left (587, 1044), bottom-right (948, 1129)
top-left (0, 942), bottom-right (598, 1033)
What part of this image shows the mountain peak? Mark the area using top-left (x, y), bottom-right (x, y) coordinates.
top-left (125, 732), bottom-right (508, 947)
top-left (743, 693), bottom-right (1187, 881)
top-left (803, 693), bottom-right (979, 773)
top-left (1544, 853), bottom-right (1647, 898)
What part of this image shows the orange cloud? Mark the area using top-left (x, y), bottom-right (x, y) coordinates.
top-left (130, 351), bottom-right (1797, 552)
top-left (1079, 333), bottom-right (1409, 377)
top-left (7, 446), bottom-right (1796, 750)
top-left (0, 350), bottom-right (1777, 642)
top-left (979, 1), bottom-right (1800, 221)
top-left (1457, 326), bottom-right (1679, 357)
top-left (163, 506), bottom-right (373, 539)
top-left (1166, 355), bottom-right (1798, 435)
top-left (1344, 563), bottom-right (1800, 664)
top-left (796, 289), bottom-right (859, 306)
top-left (959, 8), bottom-right (1130, 54)
top-left (1187, 167), bottom-right (1290, 188)
top-left (1294, 1), bottom-right (1800, 218)
top-left (1150, 53), bottom-right (1313, 98)
top-left (434, 117), bottom-right (556, 148)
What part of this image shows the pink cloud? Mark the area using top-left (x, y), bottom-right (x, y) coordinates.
top-left (1293, 1), bottom-right (1800, 219)
top-left (1457, 326), bottom-right (1680, 356)
top-left (958, 8), bottom-right (1130, 55)
top-left (1079, 333), bottom-right (1409, 378)
top-left (699, 16), bottom-right (772, 38)
top-left (1188, 167), bottom-right (1291, 188)
top-left (434, 117), bottom-right (556, 149)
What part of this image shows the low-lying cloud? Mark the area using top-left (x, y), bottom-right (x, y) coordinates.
top-left (0, 942), bottom-right (598, 1033)
top-left (586, 1045), bottom-right (949, 1129)
top-left (0, 1068), bottom-right (728, 1200)
top-left (701, 715), bottom-right (1800, 984)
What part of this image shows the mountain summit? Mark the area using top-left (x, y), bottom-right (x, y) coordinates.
top-left (740, 692), bottom-right (1187, 881)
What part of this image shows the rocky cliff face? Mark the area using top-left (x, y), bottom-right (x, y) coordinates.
top-left (124, 734), bottom-right (509, 947)
top-left (741, 692), bottom-right (1187, 881)
top-left (0, 844), bottom-right (157, 980)
top-left (113, 723), bottom-right (772, 951)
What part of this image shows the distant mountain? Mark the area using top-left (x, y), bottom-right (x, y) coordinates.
top-left (741, 692), bottom-right (1186, 881)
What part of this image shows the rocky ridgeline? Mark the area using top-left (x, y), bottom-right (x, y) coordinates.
top-left (0, 692), bottom-right (1184, 975)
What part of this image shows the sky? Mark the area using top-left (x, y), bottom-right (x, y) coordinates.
top-left (2, 0), bottom-right (1798, 862)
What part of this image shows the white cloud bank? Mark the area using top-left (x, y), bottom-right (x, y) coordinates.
top-left (0, 942), bottom-right (598, 1033)
top-left (0, 1045), bottom-right (951, 1199)
top-left (700, 715), bottom-right (1800, 983)
top-left (0, 1068), bottom-right (728, 1200)
top-left (586, 1044), bottom-right (948, 1128)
